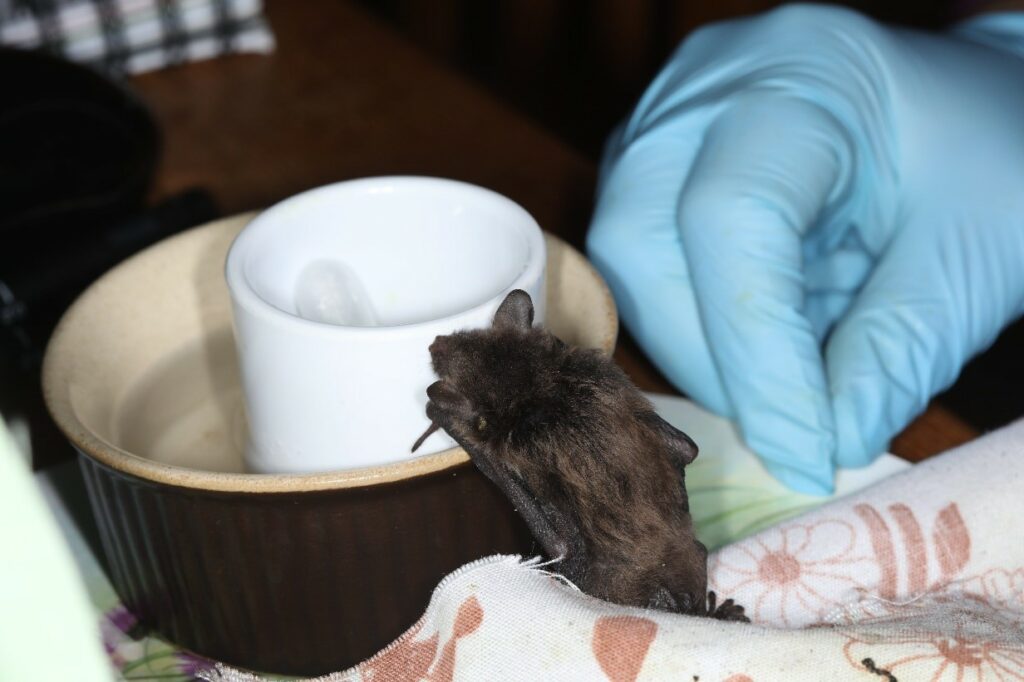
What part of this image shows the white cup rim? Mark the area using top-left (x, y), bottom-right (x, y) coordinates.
top-left (224, 176), bottom-right (546, 338)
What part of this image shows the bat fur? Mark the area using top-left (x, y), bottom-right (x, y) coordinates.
top-left (413, 289), bottom-right (747, 621)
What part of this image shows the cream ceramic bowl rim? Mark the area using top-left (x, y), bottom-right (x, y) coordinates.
top-left (42, 214), bottom-right (618, 494)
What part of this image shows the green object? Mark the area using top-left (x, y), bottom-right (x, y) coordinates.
top-left (647, 394), bottom-right (909, 551)
top-left (0, 418), bottom-right (110, 681)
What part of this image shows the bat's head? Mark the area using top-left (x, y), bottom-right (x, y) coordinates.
top-left (418, 290), bottom-right (576, 453)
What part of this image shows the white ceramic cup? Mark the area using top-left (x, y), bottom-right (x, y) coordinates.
top-left (225, 177), bottom-right (546, 473)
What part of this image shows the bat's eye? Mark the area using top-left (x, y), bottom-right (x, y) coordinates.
top-left (476, 416), bottom-right (487, 432)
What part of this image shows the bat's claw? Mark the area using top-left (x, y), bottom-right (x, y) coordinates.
top-left (647, 587), bottom-right (678, 612)
top-left (412, 382), bottom-right (477, 452)
top-left (705, 591), bottom-right (749, 622)
top-left (424, 381), bottom-right (475, 426)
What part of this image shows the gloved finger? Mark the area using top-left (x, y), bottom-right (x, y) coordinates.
top-left (806, 291), bottom-right (854, 344)
top-left (827, 211), bottom-right (1024, 467)
top-left (678, 94), bottom-right (855, 495)
top-left (804, 247), bottom-right (875, 342)
top-left (588, 116), bottom-right (733, 416)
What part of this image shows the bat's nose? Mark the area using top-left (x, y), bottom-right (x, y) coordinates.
top-left (428, 335), bottom-right (449, 356)
top-left (426, 380), bottom-right (445, 400)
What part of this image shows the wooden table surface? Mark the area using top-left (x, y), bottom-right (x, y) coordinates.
top-left (131, 0), bottom-right (977, 464)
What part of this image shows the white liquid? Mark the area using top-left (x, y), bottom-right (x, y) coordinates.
top-left (293, 259), bottom-right (378, 326)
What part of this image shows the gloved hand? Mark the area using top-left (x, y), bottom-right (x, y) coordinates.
top-left (587, 5), bottom-right (1024, 494)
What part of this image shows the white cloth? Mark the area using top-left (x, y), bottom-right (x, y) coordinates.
top-left (201, 419), bottom-right (1024, 681)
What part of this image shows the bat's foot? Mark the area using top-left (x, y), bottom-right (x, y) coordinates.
top-left (648, 586), bottom-right (678, 612)
top-left (412, 381), bottom-right (481, 453)
top-left (705, 591), bottom-right (749, 622)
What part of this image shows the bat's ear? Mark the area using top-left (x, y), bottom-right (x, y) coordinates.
top-left (493, 289), bottom-right (534, 331)
top-left (641, 412), bottom-right (699, 467)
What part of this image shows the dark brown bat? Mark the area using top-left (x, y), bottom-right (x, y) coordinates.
top-left (412, 289), bottom-right (746, 621)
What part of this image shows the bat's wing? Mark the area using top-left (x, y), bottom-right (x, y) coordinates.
top-left (462, 441), bottom-right (584, 568)
top-left (423, 381), bottom-right (583, 566)
top-left (638, 411), bottom-right (699, 472)
top-left (637, 410), bottom-right (700, 516)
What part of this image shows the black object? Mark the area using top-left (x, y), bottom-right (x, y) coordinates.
top-left (0, 185), bottom-right (219, 469)
top-left (0, 47), bottom-right (220, 468)
top-left (1, 189), bottom-right (219, 371)
top-left (938, 316), bottom-right (1024, 433)
top-left (0, 47), bottom-right (159, 251)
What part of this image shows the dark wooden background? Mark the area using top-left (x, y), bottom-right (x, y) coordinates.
top-left (354, 0), bottom-right (951, 157)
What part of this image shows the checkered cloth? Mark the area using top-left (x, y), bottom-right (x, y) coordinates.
top-left (0, 0), bottom-right (273, 74)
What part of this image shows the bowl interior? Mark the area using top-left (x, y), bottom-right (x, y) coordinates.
top-left (43, 214), bottom-right (617, 492)
top-left (236, 178), bottom-right (543, 326)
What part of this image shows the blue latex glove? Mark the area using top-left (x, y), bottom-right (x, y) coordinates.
top-left (587, 5), bottom-right (1024, 495)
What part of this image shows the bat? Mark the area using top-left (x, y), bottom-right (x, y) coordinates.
top-left (412, 290), bottom-right (746, 621)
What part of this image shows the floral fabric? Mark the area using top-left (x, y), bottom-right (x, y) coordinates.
top-left (200, 418), bottom-right (1024, 681)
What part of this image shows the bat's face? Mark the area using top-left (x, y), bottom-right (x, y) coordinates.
top-left (426, 324), bottom-right (569, 453)
top-left (421, 289), bottom-right (580, 457)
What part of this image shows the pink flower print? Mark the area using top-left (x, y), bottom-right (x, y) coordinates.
top-left (358, 596), bottom-right (483, 682)
top-left (843, 612), bottom-right (1024, 681)
top-left (428, 596), bottom-right (483, 682)
top-left (176, 651), bottom-right (215, 678)
top-left (104, 605), bottom-right (137, 633)
top-left (100, 605), bottom-right (144, 669)
top-left (855, 502), bottom-right (971, 599)
top-left (359, 616), bottom-right (438, 681)
top-left (709, 519), bottom-right (875, 627)
top-left (958, 568), bottom-right (1024, 627)
top-left (591, 615), bottom-right (658, 682)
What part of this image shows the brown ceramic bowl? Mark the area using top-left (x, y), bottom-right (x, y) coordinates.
top-left (42, 214), bottom-right (617, 676)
